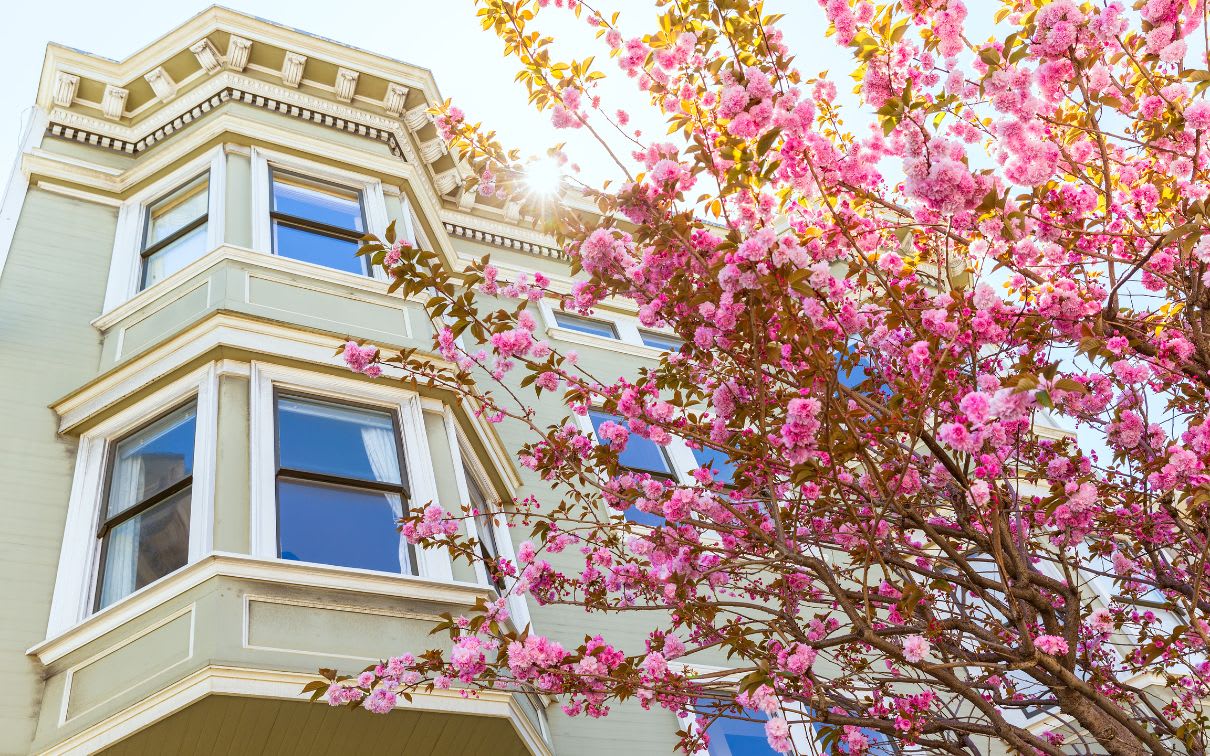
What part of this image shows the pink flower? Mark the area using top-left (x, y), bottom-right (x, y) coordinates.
top-left (765, 717), bottom-right (793, 753)
top-left (1035, 634), bottom-right (1069, 655)
top-left (902, 635), bottom-right (931, 663)
top-left (343, 341), bottom-right (380, 377)
top-left (364, 687), bottom-right (397, 713)
top-left (1186, 101), bottom-right (1210, 130)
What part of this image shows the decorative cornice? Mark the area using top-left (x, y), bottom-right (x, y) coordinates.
top-left (47, 83), bottom-right (407, 159)
top-left (443, 220), bottom-right (564, 259)
top-left (226, 35), bottom-right (252, 71)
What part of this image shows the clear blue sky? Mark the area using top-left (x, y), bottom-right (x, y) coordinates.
top-left (0, 1), bottom-right (841, 187)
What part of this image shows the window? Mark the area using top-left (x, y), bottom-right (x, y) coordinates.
top-left (95, 403), bottom-right (196, 610)
top-left (274, 394), bottom-right (414, 573)
top-left (639, 329), bottom-right (684, 351)
top-left (691, 701), bottom-right (898, 756)
top-left (589, 410), bottom-right (675, 527)
top-left (689, 445), bottom-right (737, 487)
top-left (270, 170), bottom-right (367, 275)
top-left (465, 465), bottom-right (508, 593)
top-left (701, 707), bottom-right (779, 756)
top-left (140, 173), bottom-right (209, 289)
top-left (554, 312), bottom-right (619, 339)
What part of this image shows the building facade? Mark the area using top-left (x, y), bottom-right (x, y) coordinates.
top-left (0, 8), bottom-right (695, 754)
top-left (0, 8), bottom-right (1134, 755)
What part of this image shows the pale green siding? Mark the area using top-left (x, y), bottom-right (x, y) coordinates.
top-left (224, 153), bottom-right (253, 249)
top-left (213, 375), bottom-right (251, 553)
top-left (0, 188), bottom-right (118, 754)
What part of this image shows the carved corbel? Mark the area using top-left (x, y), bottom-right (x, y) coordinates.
top-left (281, 52), bottom-right (307, 87)
top-left (52, 72), bottom-right (79, 107)
top-left (101, 85), bottom-right (128, 120)
top-left (144, 67), bottom-right (178, 103)
top-left (190, 39), bottom-right (222, 74)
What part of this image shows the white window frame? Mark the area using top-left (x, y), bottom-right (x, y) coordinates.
top-left (537, 299), bottom-right (682, 358)
top-left (250, 147), bottom-right (391, 280)
top-left (442, 407), bottom-right (532, 631)
top-left (102, 147), bottom-right (226, 313)
top-left (45, 364), bottom-right (219, 636)
top-left (248, 362), bottom-right (453, 581)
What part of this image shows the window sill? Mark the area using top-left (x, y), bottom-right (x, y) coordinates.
top-left (28, 551), bottom-right (494, 665)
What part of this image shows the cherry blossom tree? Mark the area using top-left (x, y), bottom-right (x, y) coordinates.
top-left (309, 1), bottom-right (1210, 753)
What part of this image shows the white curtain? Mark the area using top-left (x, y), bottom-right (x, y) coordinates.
top-left (360, 426), bottom-right (406, 572)
top-left (98, 456), bottom-right (144, 608)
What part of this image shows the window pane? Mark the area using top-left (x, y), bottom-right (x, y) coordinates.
top-left (272, 172), bottom-right (364, 232)
top-left (142, 223), bottom-right (208, 289)
top-left (589, 410), bottom-right (673, 476)
top-left (691, 446), bottom-right (737, 486)
top-left (145, 174), bottom-right (208, 246)
top-left (273, 222), bottom-right (365, 274)
top-left (554, 312), bottom-right (619, 339)
top-left (277, 479), bottom-right (405, 573)
top-left (466, 469), bottom-right (507, 591)
top-left (701, 706), bottom-right (778, 756)
top-left (107, 404), bottom-right (196, 518)
top-left (277, 396), bottom-right (402, 485)
top-left (97, 487), bottom-right (190, 609)
top-left (639, 330), bottom-right (683, 351)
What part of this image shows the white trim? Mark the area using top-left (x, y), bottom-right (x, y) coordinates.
top-left (248, 362), bottom-right (454, 580)
top-left (100, 147), bottom-right (226, 313)
top-left (0, 106), bottom-right (47, 283)
top-left (536, 298), bottom-right (678, 359)
top-left (36, 663), bottom-right (552, 756)
top-left (55, 312), bottom-right (451, 433)
top-left (92, 243), bottom-right (424, 334)
top-left (30, 552), bottom-right (493, 666)
top-left (443, 407), bottom-right (532, 631)
top-left (44, 366), bottom-right (220, 637)
top-left (250, 146), bottom-right (390, 279)
top-left (30, 181), bottom-right (124, 207)
top-left (398, 189), bottom-right (418, 246)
